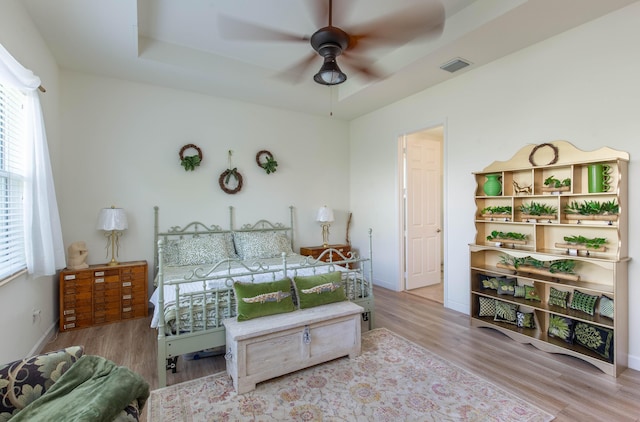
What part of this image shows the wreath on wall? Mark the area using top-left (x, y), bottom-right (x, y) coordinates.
top-left (256, 150), bottom-right (278, 174)
top-left (528, 143), bottom-right (559, 167)
top-left (179, 144), bottom-right (202, 171)
top-left (219, 150), bottom-right (243, 194)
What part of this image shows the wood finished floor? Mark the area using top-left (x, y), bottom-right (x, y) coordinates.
top-left (43, 286), bottom-right (640, 422)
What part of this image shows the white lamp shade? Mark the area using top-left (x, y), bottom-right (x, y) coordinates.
top-left (96, 207), bottom-right (128, 231)
top-left (316, 206), bottom-right (334, 223)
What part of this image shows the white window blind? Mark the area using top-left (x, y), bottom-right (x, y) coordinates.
top-left (0, 82), bottom-right (26, 280)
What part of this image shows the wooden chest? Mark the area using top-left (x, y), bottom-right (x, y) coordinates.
top-left (223, 301), bottom-right (363, 394)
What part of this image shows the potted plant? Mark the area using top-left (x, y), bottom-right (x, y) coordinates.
top-left (555, 235), bottom-right (607, 254)
top-left (519, 201), bottom-right (558, 221)
top-left (542, 176), bottom-right (571, 192)
top-left (564, 199), bottom-right (619, 222)
top-left (486, 230), bottom-right (527, 246)
top-left (480, 206), bottom-right (512, 221)
top-left (497, 255), bottom-right (579, 281)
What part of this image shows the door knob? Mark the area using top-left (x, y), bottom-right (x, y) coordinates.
top-left (436, 228), bottom-right (442, 233)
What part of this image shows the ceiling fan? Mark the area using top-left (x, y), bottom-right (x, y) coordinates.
top-left (218, 0), bottom-right (445, 86)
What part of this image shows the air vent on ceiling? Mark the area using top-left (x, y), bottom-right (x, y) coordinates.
top-left (440, 58), bottom-right (471, 73)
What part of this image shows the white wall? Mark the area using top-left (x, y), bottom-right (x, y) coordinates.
top-left (0, 0), bottom-right (62, 363)
top-left (59, 72), bottom-right (352, 289)
top-left (350, 2), bottom-right (640, 370)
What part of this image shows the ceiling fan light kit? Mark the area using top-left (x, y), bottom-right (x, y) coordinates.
top-left (313, 56), bottom-right (347, 85)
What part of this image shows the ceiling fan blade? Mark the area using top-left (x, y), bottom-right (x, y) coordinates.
top-left (346, 1), bottom-right (445, 51)
top-left (218, 14), bottom-right (309, 43)
top-left (275, 53), bottom-right (319, 84)
top-left (340, 52), bottom-right (385, 81)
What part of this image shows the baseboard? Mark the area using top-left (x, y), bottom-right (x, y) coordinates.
top-left (372, 278), bottom-right (397, 291)
top-left (29, 320), bottom-right (58, 356)
top-left (627, 353), bottom-right (640, 372)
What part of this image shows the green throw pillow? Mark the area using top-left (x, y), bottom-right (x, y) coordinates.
top-left (574, 322), bottom-right (614, 362)
top-left (570, 290), bottom-right (598, 316)
top-left (493, 300), bottom-right (518, 325)
top-left (600, 295), bottom-right (614, 319)
top-left (294, 271), bottom-right (346, 309)
top-left (478, 296), bottom-right (496, 317)
top-left (497, 278), bottom-right (516, 295)
top-left (233, 278), bottom-right (295, 321)
top-left (548, 314), bottom-right (575, 344)
top-left (524, 285), bottom-right (541, 301)
top-left (548, 287), bottom-right (569, 309)
top-left (514, 285), bottom-right (526, 298)
top-left (516, 310), bottom-right (536, 329)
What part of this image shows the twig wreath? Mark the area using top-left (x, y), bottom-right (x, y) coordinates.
top-left (528, 143), bottom-right (559, 167)
top-left (219, 150), bottom-right (243, 194)
top-left (256, 150), bottom-right (278, 174)
top-left (179, 144), bottom-right (202, 171)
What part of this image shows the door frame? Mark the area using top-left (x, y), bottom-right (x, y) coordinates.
top-left (397, 123), bottom-right (448, 303)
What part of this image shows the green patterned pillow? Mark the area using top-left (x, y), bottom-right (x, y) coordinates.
top-left (574, 322), bottom-right (614, 362)
top-left (294, 271), bottom-right (346, 309)
top-left (516, 310), bottom-right (536, 328)
top-left (599, 295), bottom-right (614, 319)
top-left (478, 274), bottom-right (500, 290)
top-left (497, 278), bottom-right (516, 295)
top-left (176, 235), bottom-right (235, 265)
top-left (548, 287), bottom-right (569, 309)
top-left (569, 290), bottom-right (598, 316)
top-left (493, 301), bottom-right (518, 325)
top-left (478, 296), bottom-right (496, 317)
top-left (233, 278), bottom-right (295, 321)
top-left (524, 285), bottom-right (541, 301)
top-left (514, 285), bottom-right (526, 298)
top-left (234, 232), bottom-right (292, 260)
top-left (548, 314), bottom-right (575, 344)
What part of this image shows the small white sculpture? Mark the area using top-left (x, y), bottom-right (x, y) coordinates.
top-left (67, 241), bottom-right (89, 270)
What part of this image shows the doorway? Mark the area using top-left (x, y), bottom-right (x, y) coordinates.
top-left (399, 125), bottom-right (444, 304)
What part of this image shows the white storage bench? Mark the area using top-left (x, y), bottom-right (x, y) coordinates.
top-left (223, 301), bottom-right (363, 394)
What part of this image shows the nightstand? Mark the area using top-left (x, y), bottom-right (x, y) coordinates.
top-left (299, 244), bottom-right (351, 262)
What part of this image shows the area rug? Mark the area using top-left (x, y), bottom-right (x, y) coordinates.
top-left (148, 328), bottom-right (554, 421)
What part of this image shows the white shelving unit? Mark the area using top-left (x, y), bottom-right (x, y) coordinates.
top-left (469, 141), bottom-right (629, 376)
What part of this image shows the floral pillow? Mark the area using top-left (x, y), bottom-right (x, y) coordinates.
top-left (234, 231), bottom-right (293, 260)
top-left (176, 235), bottom-right (236, 266)
top-left (0, 346), bottom-right (84, 416)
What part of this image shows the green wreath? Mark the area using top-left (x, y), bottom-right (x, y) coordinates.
top-left (179, 144), bottom-right (202, 171)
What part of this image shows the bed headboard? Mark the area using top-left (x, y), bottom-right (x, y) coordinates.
top-left (153, 205), bottom-right (295, 276)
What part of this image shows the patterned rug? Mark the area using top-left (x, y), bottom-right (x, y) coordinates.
top-left (147, 328), bottom-right (554, 421)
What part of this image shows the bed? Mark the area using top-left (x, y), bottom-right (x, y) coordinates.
top-left (151, 206), bottom-right (374, 387)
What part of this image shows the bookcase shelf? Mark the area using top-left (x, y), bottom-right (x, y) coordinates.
top-left (469, 141), bottom-right (628, 376)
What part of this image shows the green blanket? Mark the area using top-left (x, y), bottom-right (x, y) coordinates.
top-left (11, 355), bottom-right (149, 422)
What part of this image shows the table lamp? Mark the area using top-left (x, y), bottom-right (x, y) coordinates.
top-left (316, 206), bottom-right (334, 247)
top-left (96, 206), bottom-right (128, 266)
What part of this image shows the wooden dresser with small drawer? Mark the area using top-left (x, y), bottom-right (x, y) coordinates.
top-left (59, 261), bottom-right (148, 331)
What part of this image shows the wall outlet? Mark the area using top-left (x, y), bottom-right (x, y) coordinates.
top-left (32, 308), bottom-right (41, 323)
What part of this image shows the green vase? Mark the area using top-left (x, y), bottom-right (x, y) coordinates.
top-left (483, 174), bottom-right (502, 196)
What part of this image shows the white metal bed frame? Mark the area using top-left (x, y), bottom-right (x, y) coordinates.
top-left (152, 206), bottom-right (374, 387)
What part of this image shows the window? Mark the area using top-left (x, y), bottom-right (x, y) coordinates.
top-left (0, 82), bottom-right (26, 280)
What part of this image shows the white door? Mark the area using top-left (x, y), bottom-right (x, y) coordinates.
top-left (405, 134), bottom-right (442, 289)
